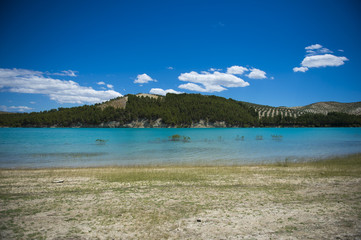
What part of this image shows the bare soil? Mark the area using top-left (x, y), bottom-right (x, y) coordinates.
top-left (1, 155), bottom-right (361, 239)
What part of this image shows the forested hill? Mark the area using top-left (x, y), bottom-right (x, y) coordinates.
top-left (1, 93), bottom-right (361, 128)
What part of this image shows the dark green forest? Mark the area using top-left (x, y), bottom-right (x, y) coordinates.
top-left (1, 94), bottom-right (361, 127)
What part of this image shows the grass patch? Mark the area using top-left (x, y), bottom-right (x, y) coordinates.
top-left (276, 153), bottom-right (361, 169)
top-left (95, 168), bottom-right (204, 183)
top-left (0, 154), bottom-right (360, 239)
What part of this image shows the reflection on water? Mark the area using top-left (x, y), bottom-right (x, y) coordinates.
top-left (0, 128), bottom-right (361, 168)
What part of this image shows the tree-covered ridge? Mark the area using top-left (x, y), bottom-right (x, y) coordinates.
top-left (259, 112), bottom-right (361, 127)
top-left (125, 94), bottom-right (258, 126)
top-left (0, 93), bottom-right (361, 127)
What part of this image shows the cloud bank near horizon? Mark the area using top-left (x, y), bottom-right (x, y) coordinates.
top-left (0, 105), bottom-right (33, 112)
top-left (0, 68), bottom-right (122, 104)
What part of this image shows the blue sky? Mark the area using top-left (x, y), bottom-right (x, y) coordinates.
top-left (0, 0), bottom-right (360, 112)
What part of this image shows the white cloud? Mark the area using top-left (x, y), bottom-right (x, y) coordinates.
top-left (305, 44), bottom-right (333, 56)
top-left (305, 44), bottom-right (323, 50)
top-left (209, 68), bottom-right (222, 72)
top-left (247, 68), bottom-right (267, 79)
top-left (301, 54), bottom-right (348, 68)
top-left (134, 73), bottom-right (157, 84)
top-left (178, 83), bottom-right (226, 92)
top-left (0, 68), bottom-right (42, 78)
top-left (294, 44), bottom-right (348, 72)
top-left (0, 68), bottom-right (122, 104)
top-left (167, 66), bottom-right (174, 70)
top-left (51, 70), bottom-right (78, 77)
top-left (178, 70), bottom-right (249, 93)
top-left (226, 66), bottom-right (248, 75)
top-left (9, 106), bottom-right (33, 112)
top-left (30, 101), bottom-right (36, 104)
top-left (97, 81), bottom-right (113, 89)
top-left (149, 88), bottom-right (182, 96)
top-left (318, 48), bottom-right (332, 54)
top-left (177, 66), bottom-right (267, 93)
top-left (0, 105), bottom-right (33, 112)
top-left (178, 83), bottom-right (207, 92)
top-left (293, 66), bottom-right (309, 72)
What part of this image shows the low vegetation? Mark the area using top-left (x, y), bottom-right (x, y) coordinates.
top-left (1, 154), bottom-right (360, 239)
top-left (169, 134), bottom-right (191, 142)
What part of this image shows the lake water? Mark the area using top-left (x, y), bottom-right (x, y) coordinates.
top-left (0, 128), bottom-right (361, 168)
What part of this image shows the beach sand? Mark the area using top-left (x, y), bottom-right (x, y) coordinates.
top-left (1, 154), bottom-right (361, 239)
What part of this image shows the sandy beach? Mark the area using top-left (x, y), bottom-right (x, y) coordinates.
top-left (1, 154), bottom-right (361, 239)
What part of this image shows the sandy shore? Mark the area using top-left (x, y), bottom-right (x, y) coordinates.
top-left (1, 154), bottom-right (361, 239)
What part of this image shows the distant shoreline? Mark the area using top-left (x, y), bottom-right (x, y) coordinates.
top-left (2, 153), bottom-right (361, 170)
top-left (0, 125), bottom-right (341, 128)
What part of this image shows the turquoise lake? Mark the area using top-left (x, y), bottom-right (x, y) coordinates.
top-left (1, 128), bottom-right (361, 168)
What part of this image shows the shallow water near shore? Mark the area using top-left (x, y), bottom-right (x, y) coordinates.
top-left (1, 128), bottom-right (361, 168)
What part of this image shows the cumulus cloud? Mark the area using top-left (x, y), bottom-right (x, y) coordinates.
top-left (178, 82), bottom-right (226, 92)
top-left (178, 70), bottom-right (250, 93)
top-left (305, 44), bottom-right (322, 50)
top-left (97, 81), bottom-right (113, 89)
top-left (293, 66), bottom-right (309, 72)
top-left (305, 44), bottom-right (333, 56)
top-left (134, 73), bottom-right (157, 84)
top-left (294, 44), bottom-right (348, 72)
top-left (0, 68), bottom-right (122, 104)
top-left (209, 68), bottom-right (222, 72)
top-left (247, 68), bottom-right (267, 79)
top-left (301, 54), bottom-right (348, 68)
top-left (226, 66), bottom-right (248, 75)
top-left (0, 105), bottom-right (33, 112)
top-left (51, 70), bottom-right (78, 77)
top-left (0, 68), bottom-right (42, 78)
top-left (318, 48), bottom-right (332, 54)
top-left (149, 88), bottom-right (182, 96)
top-left (167, 66), bottom-right (174, 70)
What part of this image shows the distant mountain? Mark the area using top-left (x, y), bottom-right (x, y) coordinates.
top-left (293, 101), bottom-right (361, 115)
top-left (1, 93), bottom-right (361, 128)
top-left (241, 101), bottom-right (361, 118)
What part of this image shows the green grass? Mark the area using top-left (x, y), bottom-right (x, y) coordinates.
top-left (2, 153), bottom-right (360, 182)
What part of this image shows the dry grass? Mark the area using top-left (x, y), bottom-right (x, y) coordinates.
top-left (1, 154), bottom-right (361, 239)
